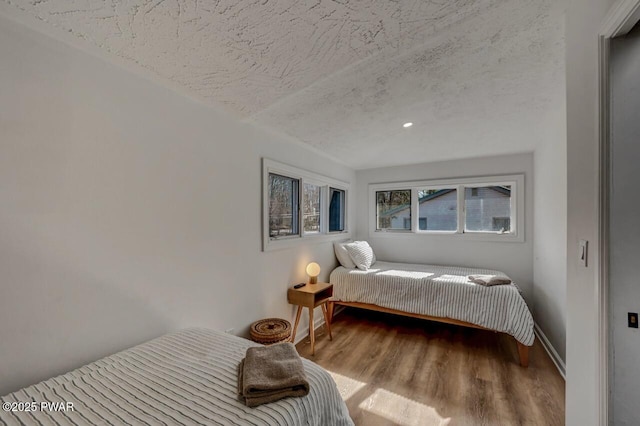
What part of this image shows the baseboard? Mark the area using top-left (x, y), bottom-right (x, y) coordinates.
top-left (293, 305), bottom-right (346, 345)
top-left (292, 322), bottom-right (316, 345)
top-left (534, 323), bottom-right (566, 380)
top-left (291, 312), bottom-right (325, 345)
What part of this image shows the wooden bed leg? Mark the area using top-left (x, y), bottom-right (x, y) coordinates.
top-left (327, 301), bottom-right (335, 325)
top-left (517, 342), bottom-right (529, 368)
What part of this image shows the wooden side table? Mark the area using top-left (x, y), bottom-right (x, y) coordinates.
top-left (287, 282), bottom-right (333, 355)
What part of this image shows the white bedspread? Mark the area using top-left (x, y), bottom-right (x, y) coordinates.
top-left (330, 261), bottom-right (534, 346)
top-left (0, 328), bottom-right (353, 426)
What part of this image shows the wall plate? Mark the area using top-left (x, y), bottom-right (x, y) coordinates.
top-left (578, 240), bottom-right (588, 267)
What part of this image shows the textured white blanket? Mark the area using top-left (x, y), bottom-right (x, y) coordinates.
top-left (330, 261), bottom-right (534, 346)
top-left (1, 328), bottom-right (353, 426)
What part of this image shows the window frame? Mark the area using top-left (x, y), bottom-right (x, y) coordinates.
top-left (268, 172), bottom-right (300, 239)
top-left (375, 189), bottom-right (413, 232)
top-left (328, 187), bottom-right (347, 233)
top-left (302, 180), bottom-right (323, 236)
top-left (414, 185), bottom-right (459, 233)
top-left (369, 174), bottom-right (524, 242)
top-left (263, 159), bottom-right (350, 251)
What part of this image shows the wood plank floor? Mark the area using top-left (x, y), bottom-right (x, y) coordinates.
top-left (296, 308), bottom-right (565, 426)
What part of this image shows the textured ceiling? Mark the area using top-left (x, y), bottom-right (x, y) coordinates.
top-left (2, 0), bottom-right (565, 169)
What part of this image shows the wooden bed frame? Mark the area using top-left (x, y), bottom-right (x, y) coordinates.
top-left (326, 300), bottom-right (529, 367)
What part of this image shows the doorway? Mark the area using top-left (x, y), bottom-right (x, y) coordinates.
top-left (608, 21), bottom-right (640, 425)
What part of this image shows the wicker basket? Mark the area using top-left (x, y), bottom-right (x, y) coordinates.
top-left (249, 318), bottom-right (292, 345)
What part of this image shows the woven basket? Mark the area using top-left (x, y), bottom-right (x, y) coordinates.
top-left (250, 318), bottom-right (292, 345)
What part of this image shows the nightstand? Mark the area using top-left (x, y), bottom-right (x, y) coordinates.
top-left (287, 282), bottom-right (333, 355)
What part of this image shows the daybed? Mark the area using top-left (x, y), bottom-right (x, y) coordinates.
top-left (328, 261), bottom-right (534, 367)
top-left (0, 328), bottom-right (353, 426)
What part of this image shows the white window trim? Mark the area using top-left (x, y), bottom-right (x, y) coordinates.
top-left (263, 158), bottom-right (350, 251)
top-left (369, 174), bottom-right (525, 243)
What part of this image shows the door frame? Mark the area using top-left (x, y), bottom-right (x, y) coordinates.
top-left (597, 1), bottom-right (640, 424)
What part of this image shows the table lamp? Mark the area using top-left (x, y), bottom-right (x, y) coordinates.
top-left (306, 262), bottom-right (321, 284)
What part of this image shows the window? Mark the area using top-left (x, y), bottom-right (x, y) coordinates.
top-left (417, 188), bottom-right (457, 231)
top-left (329, 188), bottom-right (346, 232)
top-left (263, 159), bottom-right (350, 251)
top-left (269, 174), bottom-right (299, 238)
top-left (369, 174), bottom-right (524, 242)
top-left (465, 186), bottom-right (512, 233)
top-left (376, 190), bottom-right (411, 230)
top-left (303, 183), bottom-right (321, 233)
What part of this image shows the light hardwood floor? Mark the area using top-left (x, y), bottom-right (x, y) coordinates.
top-left (296, 308), bottom-right (565, 426)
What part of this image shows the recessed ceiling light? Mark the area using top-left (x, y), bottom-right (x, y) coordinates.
top-left (403, 122), bottom-right (413, 128)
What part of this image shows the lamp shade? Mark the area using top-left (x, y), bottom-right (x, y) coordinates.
top-left (306, 262), bottom-right (321, 284)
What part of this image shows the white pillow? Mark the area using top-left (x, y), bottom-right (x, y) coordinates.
top-left (344, 241), bottom-right (375, 270)
top-left (334, 240), bottom-right (356, 268)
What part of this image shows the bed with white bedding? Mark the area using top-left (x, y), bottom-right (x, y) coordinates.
top-left (329, 261), bottom-right (534, 366)
top-left (0, 328), bottom-right (353, 426)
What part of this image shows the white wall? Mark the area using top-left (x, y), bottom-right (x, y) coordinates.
top-left (610, 24), bottom-right (640, 425)
top-left (533, 99), bottom-right (568, 364)
top-left (565, 0), bottom-right (616, 424)
top-left (355, 153), bottom-right (535, 303)
top-left (0, 14), bottom-right (355, 396)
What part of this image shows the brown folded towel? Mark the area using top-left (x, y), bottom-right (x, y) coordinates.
top-left (468, 274), bottom-right (512, 286)
top-left (237, 343), bottom-right (310, 407)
